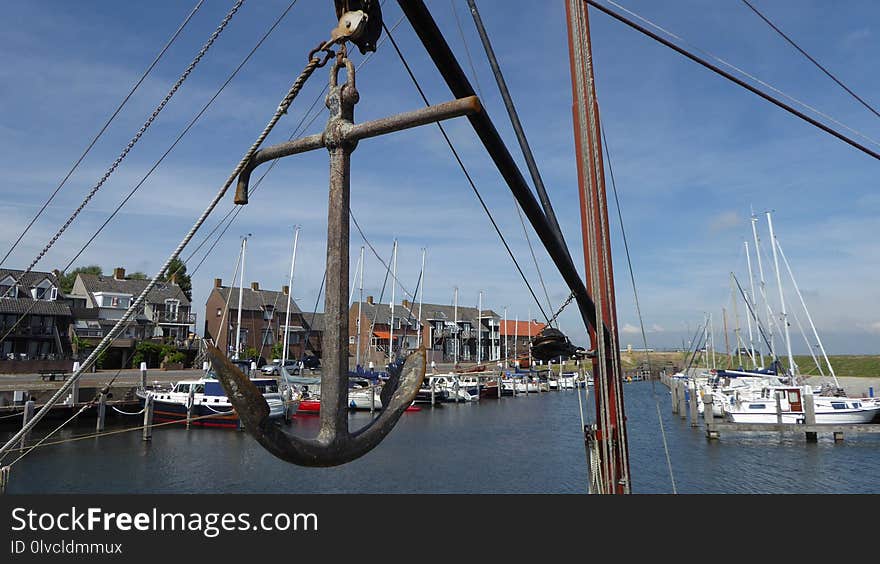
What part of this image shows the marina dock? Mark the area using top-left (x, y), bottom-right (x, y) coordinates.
top-left (660, 372), bottom-right (880, 442)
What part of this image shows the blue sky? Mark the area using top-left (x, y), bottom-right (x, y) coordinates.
top-left (1, 1), bottom-right (878, 355)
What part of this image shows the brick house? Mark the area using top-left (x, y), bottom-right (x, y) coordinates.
top-left (203, 279), bottom-right (322, 363)
top-left (0, 269), bottom-right (71, 362)
top-left (69, 267), bottom-right (194, 367)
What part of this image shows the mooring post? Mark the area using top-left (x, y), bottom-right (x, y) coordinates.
top-left (678, 381), bottom-right (687, 418)
top-left (186, 386), bottom-right (195, 430)
top-left (833, 431), bottom-right (844, 442)
top-left (20, 400), bottom-right (35, 450)
top-left (370, 380), bottom-right (376, 414)
top-left (142, 394), bottom-right (154, 441)
top-left (775, 392), bottom-right (783, 425)
top-left (689, 381), bottom-right (699, 427)
top-left (0, 465), bottom-right (9, 494)
top-left (70, 361), bottom-right (80, 406)
top-left (430, 379), bottom-right (436, 406)
top-left (704, 392), bottom-right (718, 440)
top-left (140, 362), bottom-right (147, 390)
top-left (96, 392), bottom-right (106, 433)
top-left (498, 374), bottom-right (502, 399)
top-left (803, 392), bottom-right (817, 442)
top-left (671, 380), bottom-right (679, 414)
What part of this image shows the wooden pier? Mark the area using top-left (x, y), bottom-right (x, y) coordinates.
top-left (659, 372), bottom-right (880, 442)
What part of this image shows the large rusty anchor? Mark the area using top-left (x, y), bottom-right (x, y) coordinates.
top-left (207, 50), bottom-right (481, 466)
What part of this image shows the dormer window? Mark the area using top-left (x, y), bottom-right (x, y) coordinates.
top-left (0, 276), bottom-right (17, 299)
top-left (32, 278), bottom-right (57, 300)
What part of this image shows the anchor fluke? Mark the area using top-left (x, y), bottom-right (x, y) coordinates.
top-left (207, 344), bottom-right (425, 467)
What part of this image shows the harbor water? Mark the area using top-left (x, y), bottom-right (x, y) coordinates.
top-left (2, 381), bottom-right (879, 494)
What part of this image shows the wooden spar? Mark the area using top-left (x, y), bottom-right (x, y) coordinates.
top-left (565, 0), bottom-right (631, 494)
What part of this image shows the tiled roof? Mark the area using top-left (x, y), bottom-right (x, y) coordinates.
top-left (354, 301), bottom-right (499, 326)
top-left (0, 268), bottom-right (60, 297)
top-left (0, 298), bottom-right (71, 316)
top-left (78, 274), bottom-right (190, 305)
top-left (213, 287), bottom-right (302, 314)
top-left (499, 320), bottom-right (546, 337)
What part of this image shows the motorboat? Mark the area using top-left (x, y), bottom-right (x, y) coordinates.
top-left (348, 377), bottom-right (382, 411)
top-left (726, 386), bottom-right (880, 424)
top-left (137, 371), bottom-right (288, 428)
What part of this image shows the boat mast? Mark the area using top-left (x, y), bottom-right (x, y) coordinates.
top-left (234, 234), bottom-right (248, 360)
top-left (503, 306), bottom-right (508, 365)
top-left (477, 290), bottom-right (483, 365)
top-left (729, 272), bottom-right (748, 368)
top-left (417, 247), bottom-right (425, 348)
top-left (775, 238), bottom-right (838, 388)
top-left (744, 241), bottom-right (762, 368)
top-left (355, 245), bottom-right (365, 368)
top-left (514, 314), bottom-right (519, 363)
top-left (453, 285), bottom-right (459, 365)
top-left (709, 312), bottom-right (716, 369)
top-left (566, 0), bottom-right (630, 493)
top-left (282, 227), bottom-right (300, 365)
top-left (766, 211), bottom-right (796, 380)
top-left (751, 213), bottom-right (776, 363)
top-left (389, 239), bottom-right (397, 365)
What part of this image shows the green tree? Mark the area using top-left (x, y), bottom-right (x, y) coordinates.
top-left (271, 342), bottom-right (285, 361)
top-left (59, 265), bottom-right (102, 294)
top-left (160, 257), bottom-right (191, 302)
top-left (128, 272), bottom-right (149, 280)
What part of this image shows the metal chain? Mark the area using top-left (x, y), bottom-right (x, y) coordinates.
top-left (0, 42), bottom-right (332, 459)
top-left (17, 0), bottom-right (245, 280)
top-left (547, 292), bottom-right (575, 327)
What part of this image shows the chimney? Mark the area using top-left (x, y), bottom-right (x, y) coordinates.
top-left (214, 278), bottom-right (222, 288)
top-left (251, 282), bottom-right (260, 291)
top-left (282, 285), bottom-right (290, 295)
top-left (113, 267), bottom-right (125, 280)
top-left (366, 295), bottom-right (374, 305)
top-left (402, 299), bottom-right (411, 309)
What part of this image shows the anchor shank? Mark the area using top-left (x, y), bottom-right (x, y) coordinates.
top-left (320, 143), bottom-right (352, 441)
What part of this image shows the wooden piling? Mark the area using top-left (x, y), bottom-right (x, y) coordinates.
top-left (803, 393), bottom-right (817, 442)
top-left (833, 431), bottom-right (844, 442)
top-left (497, 374), bottom-right (502, 399)
top-left (704, 392), bottom-right (718, 440)
top-left (20, 400), bottom-right (35, 450)
top-left (140, 362), bottom-right (147, 390)
top-left (142, 395), bottom-right (154, 441)
top-left (186, 386), bottom-right (195, 430)
top-left (96, 393), bottom-right (106, 433)
top-left (775, 393), bottom-right (783, 425)
top-left (0, 465), bottom-right (9, 494)
top-left (669, 380), bottom-right (679, 415)
top-left (430, 379), bottom-right (436, 406)
top-left (689, 382), bottom-right (699, 427)
top-left (678, 381), bottom-right (687, 419)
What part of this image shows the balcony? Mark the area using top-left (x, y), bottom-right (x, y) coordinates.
top-left (0, 325), bottom-right (56, 337)
top-left (157, 311), bottom-right (196, 325)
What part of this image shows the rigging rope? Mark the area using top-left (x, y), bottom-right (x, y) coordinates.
top-left (13, 0), bottom-right (246, 282)
top-left (0, 0), bottom-right (254, 348)
top-left (0, 0), bottom-right (207, 269)
top-left (0, 37), bottom-right (334, 459)
top-left (382, 23), bottom-right (551, 324)
top-left (740, 0), bottom-right (880, 121)
top-left (601, 124), bottom-right (676, 493)
top-left (586, 0), bottom-right (880, 161)
top-left (61, 0), bottom-right (302, 274)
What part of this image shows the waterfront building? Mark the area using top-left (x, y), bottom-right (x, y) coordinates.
top-left (204, 278), bottom-right (322, 363)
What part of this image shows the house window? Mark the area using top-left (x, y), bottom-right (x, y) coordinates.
top-left (262, 328), bottom-right (274, 346)
top-left (216, 308), bottom-right (222, 317)
top-left (263, 305), bottom-right (275, 321)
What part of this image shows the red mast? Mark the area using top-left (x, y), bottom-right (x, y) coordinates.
top-left (565, 0), bottom-right (631, 494)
